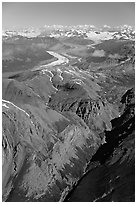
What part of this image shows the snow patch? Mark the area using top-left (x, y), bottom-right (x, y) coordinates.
top-left (2, 103), bottom-right (9, 109)
top-left (2, 99), bottom-right (30, 117)
top-left (92, 49), bottom-right (105, 57)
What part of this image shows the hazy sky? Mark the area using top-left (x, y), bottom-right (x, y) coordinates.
top-left (2, 2), bottom-right (135, 29)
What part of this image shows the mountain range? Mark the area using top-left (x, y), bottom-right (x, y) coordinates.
top-left (3, 24), bottom-right (135, 41)
top-left (2, 24), bottom-right (135, 202)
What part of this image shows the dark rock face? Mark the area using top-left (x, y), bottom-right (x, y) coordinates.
top-left (65, 88), bottom-right (135, 202)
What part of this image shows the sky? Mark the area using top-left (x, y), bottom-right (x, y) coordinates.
top-left (2, 2), bottom-right (135, 29)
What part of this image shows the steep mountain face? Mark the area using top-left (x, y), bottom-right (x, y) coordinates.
top-left (3, 99), bottom-right (103, 202)
top-left (65, 88), bottom-right (135, 202)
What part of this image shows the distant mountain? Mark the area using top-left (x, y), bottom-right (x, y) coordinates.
top-left (3, 25), bottom-right (135, 42)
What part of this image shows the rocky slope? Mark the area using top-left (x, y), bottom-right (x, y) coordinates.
top-left (1, 68), bottom-right (112, 201)
top-left (2, 60), bottom-right (119, 201)
top-left (3, 98), bottom-right (102, 201)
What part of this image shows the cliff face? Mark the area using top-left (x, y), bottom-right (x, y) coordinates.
top-left (65, 88), bottom-right (135, 202)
